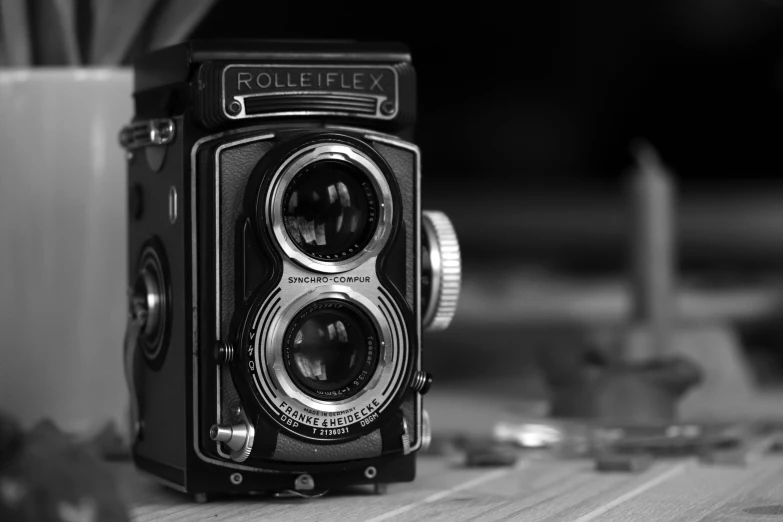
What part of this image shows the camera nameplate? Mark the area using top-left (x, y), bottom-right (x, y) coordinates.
top-left (222, 64), bottom-right (399, 122)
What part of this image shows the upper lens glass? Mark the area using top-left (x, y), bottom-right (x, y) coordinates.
top-left (283, 299), bottom-right (379, 401)
top-left (282, 160), bottom-right (379, 262)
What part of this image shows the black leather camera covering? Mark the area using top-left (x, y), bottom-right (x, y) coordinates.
top-left (195, 126), bottom-right (418, 466)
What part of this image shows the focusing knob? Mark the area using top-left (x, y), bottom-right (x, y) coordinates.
top-left (421, 409), bottom-right (432, 451)
top-left (210, 420), bottom-right (255, 463)
top-left (422, 210), bottom-right (461, 332)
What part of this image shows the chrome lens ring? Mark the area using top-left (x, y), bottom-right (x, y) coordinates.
top-left (266, 288), bottom-right (396, 412)
top-left (281, 298), bottom-right (381, 402)
top-left (267, 143), bottom-right (393, 274)
top-left (248, 285), bottom-right (409, 442)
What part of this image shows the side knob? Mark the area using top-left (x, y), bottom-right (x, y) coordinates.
top-left (420, 409), bottom-right (432, 451)
top-left (210, 420), bottom-right (255, 463)
top-left (422, 210), bottom-right (461, 332)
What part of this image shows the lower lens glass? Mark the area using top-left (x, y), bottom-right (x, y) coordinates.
top-left (283, 299), bottom-right (379, 401)
top-left (282, 160), bottom-right (378, 261)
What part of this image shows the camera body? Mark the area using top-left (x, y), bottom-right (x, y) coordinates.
top-left (121, 40), bottom-right (460, 498)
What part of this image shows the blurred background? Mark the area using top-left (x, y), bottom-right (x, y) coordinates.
top-left (3, 0), bottom-right (783, 434)
top-left (192, 0), bottom-right (783, 411)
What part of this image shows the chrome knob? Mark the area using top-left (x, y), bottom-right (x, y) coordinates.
top-left (422, 210), bottom-right (461, 332)
top-left (210, 420), bottom-right (255, 463)
top-left (421, 409), bottom-right (432, 452)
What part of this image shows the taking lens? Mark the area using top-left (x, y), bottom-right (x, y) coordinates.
top-left (283, 299), bottom-right (379, 401)
top-left (282, 160), bottom-right (379, 261)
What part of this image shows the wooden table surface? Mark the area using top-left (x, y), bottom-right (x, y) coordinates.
top-left (116, 386), bottom-right (783, 521)
top-left (118, 453), bottom-right (783, 521)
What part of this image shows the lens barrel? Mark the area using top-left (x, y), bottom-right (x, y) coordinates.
top-left (282, 160), bottom-right (379, 262)
top-left (282, 299), bottom-right (380, 402)
top-left (266, 141), bottom-right (393, 273)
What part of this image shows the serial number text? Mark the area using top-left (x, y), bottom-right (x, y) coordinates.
top-left (315, 427), bottom-right (349, 436)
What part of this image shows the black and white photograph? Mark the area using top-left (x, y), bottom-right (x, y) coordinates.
top-left (3, 0), bottom-right (783, 520)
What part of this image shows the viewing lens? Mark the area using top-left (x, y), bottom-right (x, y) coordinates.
top-left (283, 300), bottom-right (379, 401)
top-left (282, 160), bottom-right (379, 261)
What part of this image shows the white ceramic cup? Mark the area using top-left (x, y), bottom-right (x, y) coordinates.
top-left (0, 69), bottom-right (132, 434)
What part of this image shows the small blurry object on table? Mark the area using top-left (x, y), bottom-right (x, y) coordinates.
top-left (416, 252), bottom-right (783, 482)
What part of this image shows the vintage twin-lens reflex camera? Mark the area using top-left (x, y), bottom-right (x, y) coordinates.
top-left (120, 40), bottom-right (461, 499)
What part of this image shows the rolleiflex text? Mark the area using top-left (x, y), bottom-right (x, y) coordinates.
top-left (234, 71), bottom-right (388, 93)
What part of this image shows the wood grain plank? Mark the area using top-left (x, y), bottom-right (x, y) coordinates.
top-left (119, 456), bottom-right (783, 521)
top-left (368, 460), bottom-right (532, 522)
top-left (458, 462), bottom-right (634, 521)
top-left (565, 463), bottom-right (689, 522)
top-left (593, 458), bottom-right (783, 521)
top-left (122, 459), bottom-right (538, 522)
top-left (697, 460), bottom-right (783, 522)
